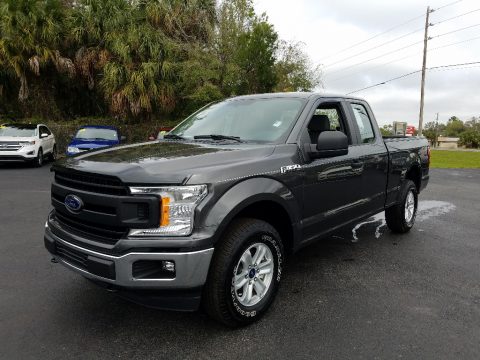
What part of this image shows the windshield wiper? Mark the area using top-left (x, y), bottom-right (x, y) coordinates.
top-left (194, 134), bottom-right (242, 142)
top-left (163, 134), bottom-right (185, 140)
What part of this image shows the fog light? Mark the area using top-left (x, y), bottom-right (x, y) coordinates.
top-left (163, 261), bottom-right (175, 272)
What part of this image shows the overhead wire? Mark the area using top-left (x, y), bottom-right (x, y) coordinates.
top-left (319, 14), bottom-right (425, 61)
top-left (432, 7), bottom-right (480, 26)
top-left (327, 35), bottom-right (480, 83)
top-left (323, 27), bottom-right (424, 68)
top-left (319, 0), bottom-right (464, 62)
top-left (345, 61), bottom-right (480, 94)
top-left (431, 23), bottom-right (480, 38)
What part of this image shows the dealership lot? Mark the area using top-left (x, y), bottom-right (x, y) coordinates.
top-left (0, 165), bottom-right (479, 359)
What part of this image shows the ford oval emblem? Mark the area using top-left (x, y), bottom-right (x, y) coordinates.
top-left (64, 194), bottom-right (83, 212)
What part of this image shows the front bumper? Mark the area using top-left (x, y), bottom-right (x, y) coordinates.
top-left (0, 147), bottom-right (37, 161)
top-left (44, 226), bottom-right (214, 310)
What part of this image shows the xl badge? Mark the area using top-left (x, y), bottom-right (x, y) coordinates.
top-left (64, 194), bottom-right (83, 212)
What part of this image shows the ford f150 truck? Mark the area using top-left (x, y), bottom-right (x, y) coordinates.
top-left (44, 93), bottom-right (429, 327)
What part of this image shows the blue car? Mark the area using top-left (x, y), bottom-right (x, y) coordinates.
top-left (66, 125), bottom-right (125, 156)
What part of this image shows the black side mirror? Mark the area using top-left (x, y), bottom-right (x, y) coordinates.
top-left (120, 135), bottom-right (126, 142)
top-left (310, 131), bottom-right (348, 158)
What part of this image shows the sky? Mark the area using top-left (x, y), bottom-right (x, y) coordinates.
top-left (254, 0), bottom-right (480, 127)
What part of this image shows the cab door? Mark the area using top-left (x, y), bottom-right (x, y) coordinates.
top-left (300, 100), bottom-right (367, 244)
top-left (346, 101), bottom-right (389, 215)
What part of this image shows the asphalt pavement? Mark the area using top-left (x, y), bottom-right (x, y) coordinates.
top-left (0, 163), bottom-right (479, 359)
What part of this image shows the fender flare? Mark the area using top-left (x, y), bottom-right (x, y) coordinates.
top-left (199, 177), bottom-right (301, 246)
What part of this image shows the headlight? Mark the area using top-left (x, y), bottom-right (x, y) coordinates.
top-left (19, 141), bottom-right (35, 145)
top-left (128, 185), bottom-right (208, 237)
top-left (67, 146), bottom-right (80, 153)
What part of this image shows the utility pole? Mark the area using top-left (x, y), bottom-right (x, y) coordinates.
top-left (418, 6), bottom-right (433, 136)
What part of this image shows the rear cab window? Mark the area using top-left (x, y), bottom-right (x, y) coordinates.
top-left (350, 103), bottom-right (375, 144)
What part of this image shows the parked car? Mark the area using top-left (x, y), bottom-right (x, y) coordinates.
top-left (0, 123), bottom-right (56, 167)
top-left (44, 93), bottom-right (430, 327)
top-left (66, 125), bottom-right (125, 156)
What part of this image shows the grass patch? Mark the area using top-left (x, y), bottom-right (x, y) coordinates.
top-left (430, 150), bottom-right (480, 168)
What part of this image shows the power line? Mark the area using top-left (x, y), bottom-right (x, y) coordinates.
top-left (434, 0), bottom-right (464, 12)
top-left (346, 70), bottom-right (421, 95)
top-left (430, 65), bottom-right (480, 71)
top-left (321, 0), bottom-right (463, 62)
top-left (345, 61), bottom-right (480, 94)
top-left (324, 40), bottom-right (423, 77)
top-left (429, 34), bottom-right (480, 51)
top-left (326, 25), bottom-right (480, 79)
top-left (431, 23), bottom-right (480, 38)
top-left (432, 8), bottom-right (480, 26)
top-left (323, 27), bottom-right (424, 68)
top-left (429, 61), bottom-right (480, 69)
top-left (328, 34), bottom-right (480, 84)
top-left (319, 14), bottom-right (425, 61)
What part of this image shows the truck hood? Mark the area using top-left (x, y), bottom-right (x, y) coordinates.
top-left (58, 140), bottom-right (276, 184)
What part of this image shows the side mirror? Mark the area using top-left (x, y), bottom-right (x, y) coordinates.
top-left (120, 135), bottom-right (126, 142)
top-left (311, 131), bottom-right (348, 158)
top-left (40, 133), bottom-right (49, 138)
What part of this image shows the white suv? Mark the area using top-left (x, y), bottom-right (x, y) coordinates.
top-left (0, 123), bottom-right (57, 167)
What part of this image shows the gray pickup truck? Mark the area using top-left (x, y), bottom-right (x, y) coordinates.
top-left (44, 92), bottom-right (430, 327)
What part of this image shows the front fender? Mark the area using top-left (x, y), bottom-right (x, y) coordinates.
top-left (199, 177), bottom-right (301, 246)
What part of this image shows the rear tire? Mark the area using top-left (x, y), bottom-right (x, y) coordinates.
top-left (385, 180), bottom-right (418, 233)
top-left (203, 218), bottom-right (284, 327)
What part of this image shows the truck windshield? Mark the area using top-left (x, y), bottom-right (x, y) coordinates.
top-left (75, 128), bottom-right (118, 141)
top-left (170, 98), bottom-right (306, 143)
top-left (0, 124), bottom-right (37, 137)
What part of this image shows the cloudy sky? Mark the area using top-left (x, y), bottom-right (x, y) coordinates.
top-left (254, 0), bottom-right (480, 127)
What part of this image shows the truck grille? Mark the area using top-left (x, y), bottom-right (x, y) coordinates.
top-left (54, 211), bottom-right (127, 244)
top-left (54, 169), bottom-right (128, 196)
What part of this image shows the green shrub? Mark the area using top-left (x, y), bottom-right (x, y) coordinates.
top-left (459, 130), bottom-right (480, 149)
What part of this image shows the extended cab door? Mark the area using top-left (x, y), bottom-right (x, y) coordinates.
top-left (299, 99), bottom-right (368, 244)
top-left (346, 101), bottom-right (389, 215)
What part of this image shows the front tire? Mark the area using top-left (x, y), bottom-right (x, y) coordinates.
top-left (385, 180), bottom-right (418, 233)
top-left (34, 148), bottom-right (43, 167)
top-left (203, 218), bottom-right (284, 327)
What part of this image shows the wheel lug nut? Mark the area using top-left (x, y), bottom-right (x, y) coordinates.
top-left (254, 277), bottom-right (257, 281)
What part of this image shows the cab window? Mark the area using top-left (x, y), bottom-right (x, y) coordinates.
top-left (350, 103), bottom-right (375, 144)
top-left (306, 103), bottom-right (349, 144)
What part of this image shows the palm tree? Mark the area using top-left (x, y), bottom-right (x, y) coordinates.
top-left (0, 0), bottom-right (74, 102)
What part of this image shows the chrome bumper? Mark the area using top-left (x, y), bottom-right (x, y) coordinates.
top-left (45, 228), bottom-right (214, 289)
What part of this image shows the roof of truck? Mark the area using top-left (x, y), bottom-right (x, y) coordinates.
top-left (229, 92), bottom-right (365, 101)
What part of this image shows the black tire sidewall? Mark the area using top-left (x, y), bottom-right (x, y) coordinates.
top-left (226, 228), bottom-right (284, 323)
top-left (36, 149), bottom-right (43, 167)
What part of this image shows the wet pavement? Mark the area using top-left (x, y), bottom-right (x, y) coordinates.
top-left (0, 165), bottom-right (479, 359)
